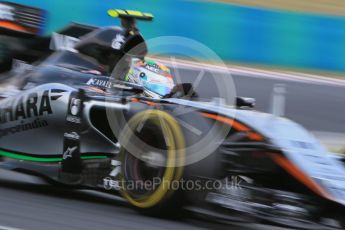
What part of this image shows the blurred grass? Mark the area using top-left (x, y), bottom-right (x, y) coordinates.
top-left (332, 148), bottom-right (345, 154)
top-left (207, 0), bottom-right (345, 16)
top-left (157, 55), bottom-right (345, 79)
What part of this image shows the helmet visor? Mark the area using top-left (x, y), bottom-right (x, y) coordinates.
top-left (144, 81), bottom-right (173, 96)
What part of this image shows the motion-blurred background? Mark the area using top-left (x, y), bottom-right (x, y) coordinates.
top-left (0, 2), bottom-right (344, 230)
top-left (8, 0), bottom-right (345, 75)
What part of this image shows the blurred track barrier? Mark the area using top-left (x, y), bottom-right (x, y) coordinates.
top-left (6, 0), bottom-right (345, 73)
top-left (209, 0), bottom-right (345, 16)
top-left (270, 84), bottom-right (286, 117)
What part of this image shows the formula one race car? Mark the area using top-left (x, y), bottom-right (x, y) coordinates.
top-left (0, 2), bottom-right (345, 229)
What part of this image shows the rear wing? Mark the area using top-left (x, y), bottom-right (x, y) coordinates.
top-left (107, 9), bottom-right (154, 21)
top-left (0, 1), bottom-right (46, 37)
top-left (107, 9), bottom-right (154, 31)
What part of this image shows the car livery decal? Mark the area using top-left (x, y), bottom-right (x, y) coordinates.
top-left (0, 89), bottom-right (64, 138)
top-left (0, 149), bottom-right (108, 163)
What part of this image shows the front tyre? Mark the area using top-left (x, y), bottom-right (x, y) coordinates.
top-left (118, 110), bottom-right (185, 209)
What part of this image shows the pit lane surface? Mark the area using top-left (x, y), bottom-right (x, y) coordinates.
top-left (1, 64), bottom-right (345, 230)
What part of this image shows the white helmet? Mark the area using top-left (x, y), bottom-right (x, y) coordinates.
top-left (124, 59), bottom-right (175, 98)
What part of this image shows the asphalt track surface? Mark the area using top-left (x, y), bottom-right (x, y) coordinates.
top-left (0, 169), bottom-right (292, 230)
top-left (1, 64), bottom-right (345, 230)
top-left (174, 66), bottom-right (345, 133)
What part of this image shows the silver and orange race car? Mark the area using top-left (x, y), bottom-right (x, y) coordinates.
top-left (0, 2), bottom-right (344, 229)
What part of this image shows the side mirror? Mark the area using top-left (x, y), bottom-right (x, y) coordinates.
top-left (236, 97), bottom-right (255, 109)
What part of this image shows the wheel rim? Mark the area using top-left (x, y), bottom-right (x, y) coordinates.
top-left (119, 110), bottom-right (185, 208)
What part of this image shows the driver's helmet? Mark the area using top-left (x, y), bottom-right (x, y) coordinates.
top-left (124, 58), bottom-right (175, 98)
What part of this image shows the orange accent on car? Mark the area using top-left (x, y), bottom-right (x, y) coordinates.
top-left (200, 112), bottom-right (264, 141)
top-left (270, 154), bottom-right (334, 201)
top-left (88, 87), bottom-right (114, 95)
top-left (247, 132), bottom-right (264, 141)
top-left (0, 21), bottom-right (30, 33)
top-left (131, 98), bottom-right (140, 103)
top-left (131, 98), bottom-right (157, 106)
top-left (143, 101), bottom-right (158, 106)
top-left (88, 87), bottom-right (105, 93)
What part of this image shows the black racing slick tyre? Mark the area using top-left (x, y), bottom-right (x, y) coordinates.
top-left (118, 110), bottom-right (186, 210)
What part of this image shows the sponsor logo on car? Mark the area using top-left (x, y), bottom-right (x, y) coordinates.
top-left (64, 132), bottom-right (80, 140)
top-left (87, 78), bottom-right (134, 91)
top-left (86, 78), bottom-right (112, 89)
top-left (63, 146), bottom-right (78, 160)
top-left (111, 34), bottom-right (125, 50)
top-left (70, 98), bottom-right (81, 116)
top-left (66, 116), bottom-right (81, 124)
top-left (66, 96), bottom-right (82, 124)
top-left (0, 118), bottom-right (48, 138)
top-left (145, 64), bottom-right (160, 73)
top-left (0, 90), bottom-right (58, 124)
